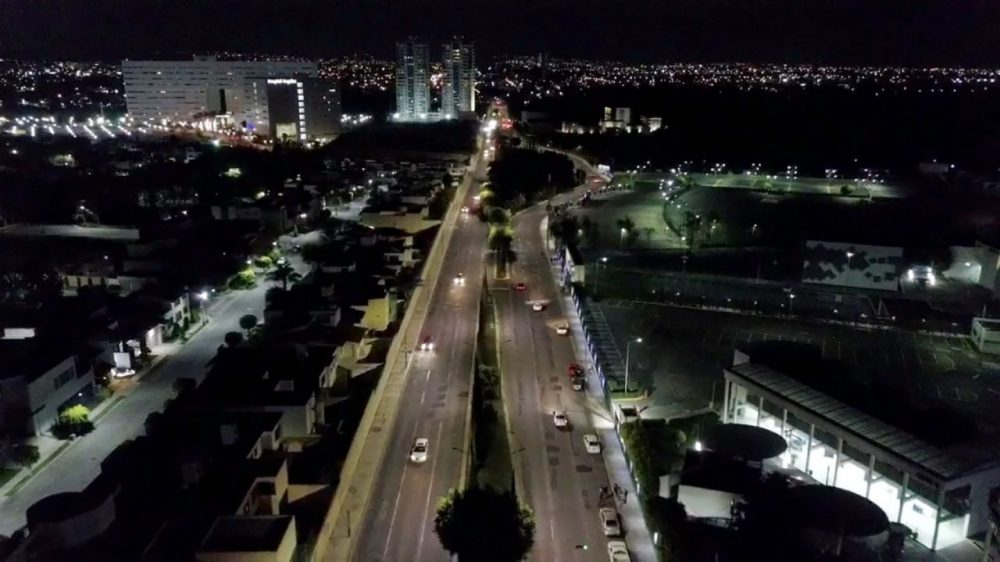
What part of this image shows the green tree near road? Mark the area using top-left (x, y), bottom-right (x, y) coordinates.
top-left (620, 421), bottom-right (659, 498)
top-left (267, 261), bottom-right (302, 291)
top-left (489, 226), bottom-right (514, 264)
top-left (616, 215), bottom-right (637, 247)
top-left (239, 314), bottom-right (258, 335)
top-left (486, 206), bottom-right (511, 226)
top-left (52, 404), bottom-right (94, 439)
top-left (435, 485), bottom-right (535, 562)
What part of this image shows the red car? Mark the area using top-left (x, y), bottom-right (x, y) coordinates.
top-left (567, 363), bottom-right (584, 377)
top-left (515, 282), bottom-right (527, 292)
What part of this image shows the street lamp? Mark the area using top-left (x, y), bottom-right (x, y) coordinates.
top-left (624, 337), bottom-right (642, 394)
top-left (594, 256), bottom-right (608, 297)
top-left (788, 293), bottom-right (796, 315)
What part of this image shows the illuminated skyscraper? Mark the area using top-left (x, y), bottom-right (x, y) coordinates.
top-left (395, 38), bottom-right (430, 121)
top-left (441, 38), bottom-right (475, 119)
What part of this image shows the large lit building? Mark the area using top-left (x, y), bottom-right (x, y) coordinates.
top-left (244, 77), bottom-right (341, 142)
top-left (121, 56), bottom-right (339, 140)
top-left (441, 38), bottom-right (475, 119)
top-left (723, 356), bottom-right (1000, 552)
top-left (394, 38), bottom-right (430, 121)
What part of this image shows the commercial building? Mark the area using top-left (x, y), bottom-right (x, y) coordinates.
top-left (122, 56), bottom-right (316, 123)
top-left (394, 38), bottom-right (430, 121)
top-left (722, 357), bottom-right (1000, 551)
top-left (441, 38), bottom-right (475, 119)
top-left (244, 77), bottom-right (341, 142)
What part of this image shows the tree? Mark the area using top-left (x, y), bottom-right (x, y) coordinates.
top-left (486, 206), bottom-right (511, 226)
top-left (224, 331), bottom-right (244, 347)
top-left (267, 261), bottom-right (302, 291)
top-left (229, 268), bottom-right (256, 290)
top-left (8, 443), bottom-right (40, 467)
top-left (682, 211), bottom-right (703, 250)
top-left (52, 404), bottom-right (94, 439)
top-left (254, 255), bottom-right (273, 269)
top-left (173, 377), bottom-right (196, 395)
top-left (616, 215), bottom-right (636, 247)
top-left (239, 314), bottom-right (258, 334)
top-left (488, 226), bottom-right (514, 265)
top-left (435, 485), bottom-right (534, 562)
top-left (549, 214), bottom-right (580, 248)
top-left (619, 421), bottom-right (660, 498)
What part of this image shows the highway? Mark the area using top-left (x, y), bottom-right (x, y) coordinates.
top-left (353, 148), bottom-right (489, 561)
top-left (495, 149), bottom-right (615, 560)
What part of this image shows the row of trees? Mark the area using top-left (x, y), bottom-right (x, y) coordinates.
top-left (435, 485), bottom-right (535, 562)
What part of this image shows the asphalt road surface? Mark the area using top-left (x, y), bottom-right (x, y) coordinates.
top-left (494, 156), bottom-right (616, 561)
top-left (353, 157), bottom-right (488, 561)
top-left (0, 244), bottom-right (310, 536)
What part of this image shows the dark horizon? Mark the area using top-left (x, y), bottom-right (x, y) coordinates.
top-left (1, 0), bottom-right (999, 66)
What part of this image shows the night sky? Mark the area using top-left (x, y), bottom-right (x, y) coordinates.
top-left (1, 0), bottom-right (998, 64)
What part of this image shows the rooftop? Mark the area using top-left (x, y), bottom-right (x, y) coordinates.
top-left (199, 515), bottom-right (292, 553)
top-left (726, 362), bottom-right (997, 482)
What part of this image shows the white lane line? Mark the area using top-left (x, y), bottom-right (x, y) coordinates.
top-left (381, 445), bottom-right (413, 560)
top-left (416, 419), bottom-right (447, 558)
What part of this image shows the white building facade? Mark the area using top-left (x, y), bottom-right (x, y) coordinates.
top-left (723, 362), bottom-right (1000, 552)
top-left (395, 38), bottom-right (430, 121)
top-left (121, 56), bottom-right (317, 127)
top-left (441, 38), bottom-right (475, 119)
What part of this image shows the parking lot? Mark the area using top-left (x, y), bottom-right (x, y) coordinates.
top-left (597, 299), bottom-right (1000, 422)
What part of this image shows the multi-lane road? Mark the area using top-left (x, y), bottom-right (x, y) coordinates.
top-left (495, 152), bottom-right (617, 560)
top-left (354, 147), bottom-right (489, 561)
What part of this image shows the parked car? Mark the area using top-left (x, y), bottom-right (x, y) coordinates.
top-left (515, 282), bottom-right (527, 292)
top-left (567, 363), bottom-right (584, 377)
top-left (532, 302), bottom-right (545, 312)
top-left (113, 366), bottom-right (136, 379)
top-left (556, 323), bottom-right (569, 335)
top-left (571, 375), bottom-right (584, 391)
top-left (607, 540), bottom-right (631, 562)
top-left (599, 507), bottom-right (622, 536)
top-left (552, 410), bottom-right (569, 428)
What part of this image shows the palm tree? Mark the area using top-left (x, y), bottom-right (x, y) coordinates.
top-left (267, 261), bottom-right (302, 291)
top-left (488, 226), bottom-right (514, 264)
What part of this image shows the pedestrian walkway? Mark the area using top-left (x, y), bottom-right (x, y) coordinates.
top-left (540, 218), bottom-right (658, 562)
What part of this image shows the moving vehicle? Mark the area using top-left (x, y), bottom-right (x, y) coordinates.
top-left (607, 540), bottom-right (631, 562)
top-left (599, 508), bottom-right (622, 537)
top-left (556, 323), bottom-right (569, 336)
top-left (515, 282), bottom-right (527, 292)
top-left (461, 206), bottom-right (469, 214)
top-left (454, 273), bottom-right (465, 285)
top-left (552, 410), bottom-right (569, 428)
top-left (571, 376), bottom-right (584, 391)
top-left (420, 336), bottom-right (435, 352)
top-left (567, 363), bottom-right (584, 377)
top-left (583, 433), bottom-right (601, 454)
top-left (410, 438), bottom-right (429, 463)
top-left (532, 302), bottom-right (545, 312)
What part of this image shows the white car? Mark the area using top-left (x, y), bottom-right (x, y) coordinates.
top-left (607, 540), bottom-right (631, 562)
top-left (532, 302), bottom-right (545, 312)
top-left (599, 507), bottom-right (622, 537)
top-left (454, 273), bottom-right (465, 285)
top-left (552, 410), bottom-right (569, 428)
top-left (420, 336), bottom-right (435, 352)
top-left (410, 438), bottom-right (429, 463)
top-left (112, 366), bottom-right (136, 379)
top-left (583, 433), bottom-right (601, 454)
top-left (556, 323), bottom-right (569, 336)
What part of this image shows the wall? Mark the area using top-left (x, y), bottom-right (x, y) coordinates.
top-left (26, 357), bottom-right (94, 434)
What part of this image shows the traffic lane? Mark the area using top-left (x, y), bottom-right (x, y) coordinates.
top-left (512, 206), bottom-right (614, 555)
top-left (501, 290), bottom-right (608, 561)
top-left (355, 215), bottom-right (485, 560)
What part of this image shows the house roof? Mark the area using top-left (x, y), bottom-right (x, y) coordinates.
top-left (200, 515), bottom-right (292, 553)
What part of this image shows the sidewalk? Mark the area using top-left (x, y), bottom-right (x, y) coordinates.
top-left (540, 215), bottom-right (658, 562)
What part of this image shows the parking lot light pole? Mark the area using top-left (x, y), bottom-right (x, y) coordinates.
top-left (594, 256), bottom-right (608, 297)
top-left (624, 337), bottom-right (642, 393)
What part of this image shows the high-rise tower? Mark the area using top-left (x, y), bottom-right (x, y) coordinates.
top-left (441, 38), bottom-right (475, 119)
top-left (395, 38), bottom-right (430, 121)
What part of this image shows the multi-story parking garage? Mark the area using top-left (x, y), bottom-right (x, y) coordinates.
top-left (723, 360), bottom-right (1000, 551)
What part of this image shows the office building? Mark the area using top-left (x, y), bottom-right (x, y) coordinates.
top-left (441, 38), bottom-right (475, 118)
top-left (395, 38), bottom-right (431, 121)
top-left (245, 77), bottom-right (341, 142)
top-left (122, 56), bottom-right (316, 122)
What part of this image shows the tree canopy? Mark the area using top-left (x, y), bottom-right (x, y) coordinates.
top-left (434, 485), bottom-right (535, 562)
top-left (487, 148), bottom-right (575, 209)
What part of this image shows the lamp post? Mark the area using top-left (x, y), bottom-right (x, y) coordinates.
top-left (594, 256), bottom-right (608, 297)
top-left (624, 337), bottom-right (642, 393)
